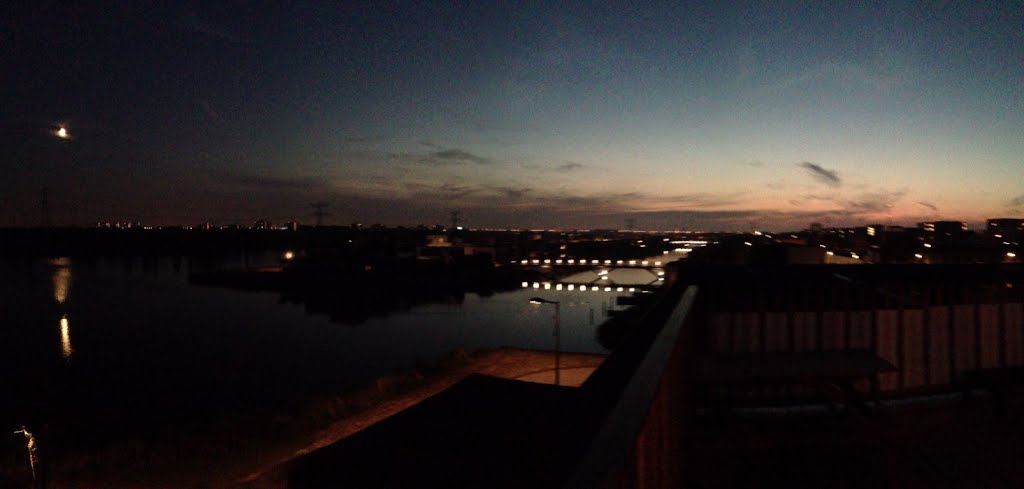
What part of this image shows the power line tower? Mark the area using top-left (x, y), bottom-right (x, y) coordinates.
top-left (310, 202), bottom-right (330, 227)
top-left (450, 210), bottom-right (461, 230)
top-left (40, 188), bottom-right (51, 227)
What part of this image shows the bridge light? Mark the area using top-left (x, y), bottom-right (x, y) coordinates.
top-left (533, 282), bottom-right (540, 288)
top-left (556, 284), bottom-right (563, 290)
top-left (568, 284), bottom-right (575, 290)
top-left (522, 282), bottom-right (529, 288)
top-left (544, 283), bottom-right (551, 289)
top-left (580, 285), bottom-right (587, 291)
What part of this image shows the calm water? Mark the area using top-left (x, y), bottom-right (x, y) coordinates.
top-left (0, 254), bottom-right (663, 445)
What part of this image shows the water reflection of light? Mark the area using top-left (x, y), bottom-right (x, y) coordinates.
top-left (51, 258), bottom-right (72, 304)
top-left (60, 315), bottom-right (73, 359)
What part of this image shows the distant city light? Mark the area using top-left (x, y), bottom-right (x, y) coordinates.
top-left (1009, 252), bottom-right (1018, 258)
top-left (914, 253), bottom-right (923, 259)
top-left (924, 243), bottom-right (932, 248)
top-left (55, 126), bottom-right (69, 139)
top-left (743, 241), bottom-right (752, 246)
top-left (283, 251), bottom-right (295, 260)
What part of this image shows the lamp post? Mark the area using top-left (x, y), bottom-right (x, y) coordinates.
top-left (529, 297), bottom-right (561, 386)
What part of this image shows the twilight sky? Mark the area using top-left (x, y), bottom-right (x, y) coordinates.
top-left (3, 1), bottom-right (1022, 231)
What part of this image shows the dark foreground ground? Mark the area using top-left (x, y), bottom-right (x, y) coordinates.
top-left (686, 397), bottom-right (1024, 489)
top-left (253, 380), bottom-right (1024, 489)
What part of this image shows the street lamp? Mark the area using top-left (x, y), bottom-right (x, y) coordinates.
top-left (529, 297), bottom-right (561, 386)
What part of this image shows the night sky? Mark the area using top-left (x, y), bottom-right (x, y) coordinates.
top-left (3, 2), bottom-right (1022, 231)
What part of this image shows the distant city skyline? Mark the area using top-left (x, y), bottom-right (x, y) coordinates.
top-left (3, 3), bottom-right (1022, 231)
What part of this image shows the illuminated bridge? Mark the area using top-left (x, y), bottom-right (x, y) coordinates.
top-left (520, 281), bottom-right (662, 293)
top-left (509, 258), bottom-right (667, 268)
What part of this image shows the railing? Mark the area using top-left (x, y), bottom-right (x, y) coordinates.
top-left (566, 285), bottom-right (698, 489)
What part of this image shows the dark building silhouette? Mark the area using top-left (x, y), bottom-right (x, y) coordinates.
top-left (987, 218), bottom-right (1024, 241)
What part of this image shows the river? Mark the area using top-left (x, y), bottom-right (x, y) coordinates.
top-left (0, 252), bottom-right (669, 481)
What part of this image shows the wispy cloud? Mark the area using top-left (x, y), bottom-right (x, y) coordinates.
top-left (1009, 195), bottom-right (1024, 208)
top-left (917, 201), bottom-right (938, 212)
top-left (219, 173), bottom-right (322, 191)
top-left (557, 162), bottom-right (584, 172)
top-left (345, 135), bottom-right (390, 144)
top-left (799, 162), bottom-right (841, 187)
top-left (420, 148), bottom-right (492, 166)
